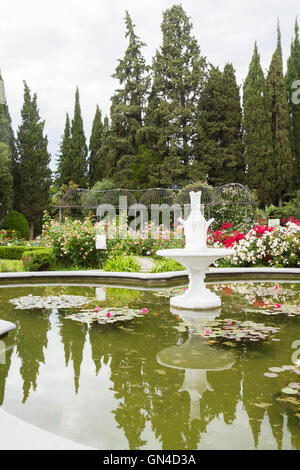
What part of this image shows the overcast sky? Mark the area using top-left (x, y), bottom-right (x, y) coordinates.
top-left (1, 0), bottom-right (300, 170)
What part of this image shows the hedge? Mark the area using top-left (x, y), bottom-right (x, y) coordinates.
top-left (0, 245), bottom-right (46, 260)
top-left (2, 210), bottom-right (30, 240)
top-left (22, 248), bottom-right (56, 272)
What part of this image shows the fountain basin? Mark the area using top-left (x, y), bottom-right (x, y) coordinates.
top-left (157, 248), bottom-right (235, 310)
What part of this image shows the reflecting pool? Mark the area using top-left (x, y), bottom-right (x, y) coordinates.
top-left (1, 281), bottom-right (300, 450)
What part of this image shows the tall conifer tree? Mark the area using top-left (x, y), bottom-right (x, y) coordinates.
top-left (17, 82), bottom-right (51, 238)
top-left (55, 113), bottom-right (72, 187)
top-left (0, 142), bottom-right (13, 220)
top-left (286, 18), bottom-right (300, 185)
top-left (198, 63), bottom-right (244, 185)
top-left (0, 71), bottom-right (19, 210)
top-left (266, 26), bottom-right (294, 204)
top-left (109, 11), bottom-right (150, 185)
top-left (69, 87), bottom-right (88, 188)
top-left (144, 5), bottom-right (206, 186)
top-left (243, 43), bottom-right (274, 206)
top-left (88, 105), bottom-right (103, 186)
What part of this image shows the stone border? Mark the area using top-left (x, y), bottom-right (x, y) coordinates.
top-left (0, 267), bottom-right (300, 287)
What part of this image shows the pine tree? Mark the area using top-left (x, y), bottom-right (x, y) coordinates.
top-left (243, 43), bottom-right (274, 206)
top-left (88, 105), bottom-right (103, 186)
top-left (69, 87), bottom-right (88, 188)
top-left (144, 4), bottom-right (206, 186)
top-left (285, 18), bottom-right (300, 185)
top-left (266, 26), bottom-right (294, 205)
top-left (55, 113), bottom-right (72, 187)
top-left (109, 11), bottom-right (150, 186)
top-left (17, 82), bottom-right (51, 238)
top-left (0, 142), bottom-right (13, 221)
top-left (198, 63), bottom-right (244, 186)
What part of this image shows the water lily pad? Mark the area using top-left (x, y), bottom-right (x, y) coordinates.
top-left (9, 295), bottom-right (90, 310)
top-left (65, 307), bottom-right (146, 325)
top-left (264, 372), bottom-right (278, 378)
top-left (269, 367), bottom-right (283, 373)
top-left (281, 387), bottom-right (298, 395)
top-left (288, 383), bottom-right (300, 390)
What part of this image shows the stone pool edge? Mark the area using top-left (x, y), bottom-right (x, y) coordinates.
top-left (0, 267), bottom-right (300, 286)
top-left (0, 408), bottom-right (94, 450)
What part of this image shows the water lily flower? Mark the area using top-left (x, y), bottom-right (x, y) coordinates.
top-left (95, 306), bottom-right (101, 312)
top-left (141, 308), bottom-right (148, 314)
top-left (182, 287), bottom-right (187, 291)
top-left (228, 320), bottom-right (232, 326)
top-left (106, 312), bottom-right (111, 318)
top-left (123, 305), bottom-right (128, 310)
top-left (205, 329), bottom-right (211, 334)
top-left (275, 304), bottom-right (282, 308)
top-left (274, 285), bottom-right (279, 290)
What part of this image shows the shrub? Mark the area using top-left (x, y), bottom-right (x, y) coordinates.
top-left (0, 245), bottom-right (43, 260)
top-left (21, 248), bottom-right (56, 272)
top-left (2, 210), bottom-right (30, 240)
top-left (102, 255), bottom-right (141, 272)
top-left (151, 258), bottom-right (186, 273)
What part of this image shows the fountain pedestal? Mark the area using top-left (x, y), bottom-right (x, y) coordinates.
top-left (156, 190), bottom-right (235, 311)
top-left (156, 248), bottom-right (234, 309)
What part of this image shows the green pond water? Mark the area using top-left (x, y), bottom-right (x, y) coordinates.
top-left (1, 281), bottom-right (300, 450)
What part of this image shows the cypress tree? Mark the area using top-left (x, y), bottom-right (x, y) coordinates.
top-left (17, 82), bottom-right (51, 239)
top-left (198, 63), bottom-right (244, 186)
top-left (55, 113), bottom-right (72, 187)
top-left (266, 26), bottom-right (294, 205)
top-left (109, 11), bottom-right (150, 185)
top-left (144, 4), bottom-right (206, 186)
top-left (243, 43), bottom-right (274, 206)
top-left (93, 116), bottom-right (111, 184)
top-left (0, 142), bottom-right (13, 221)
top-left (0, 71), bottom-right (20, 210)
top-left (285, 18), bottom-right (300, 185)
top-left (69, 87), bottom-right (88, 188)
top-left (88, 105), bottom-right (103, 186)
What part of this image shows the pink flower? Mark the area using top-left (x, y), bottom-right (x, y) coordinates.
top-left (228, 320), bottom-right (232, 326)
top-left (275, 304), bottom-right (282, 308)
top-left (124, 305), bottom-right (128, 310)
top-left (106, 312), bottom-right (111, 318)
top-left (182, 287), bottom-right (187, 291)
top-left (141, 308), bottom-right (148, 314)
top-left (95, 306), bottom-right (101, 312)
top-left (274, 285), bottom-right (279, 290)
top-left (205, 329), bottom-right (211, 334)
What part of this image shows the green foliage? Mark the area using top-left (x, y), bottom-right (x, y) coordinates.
top-left (243, 43), bottom-right (274, 207)
top-left (266, 32), bottom-right (294, 205)
top-left (285, 18), bottom-right (300, 186)
top-left (0, 245), bottom-right (43, 260)
top-left (16, 82), bottom-right (51, 238)
top-left (22, 248), bottom-right (56, 272)
top-left (151, 258), bottom-right (185, 273)
top-left (55, 113), bottom-right (72, 187)
top-left (2, 210), bottom-right (30, 239)
top-left (0, 142), bottom-right (13, 220)
top-left (109, 11), bottom-right (150, 185)
top-left (266, 191), bottom-right (300, 220)
top-left (198, 64), bottom-right (245, 186)
top-left (144, 4), bottom-right (206, 186)
top-left (0, 259), bottom-right (23, 272)
top-left (102, 254), bottom-right (141, 272)
top-left (88, 105), bottom-right (104, 186)
top-left (69, 87), bottom-right (88, 188)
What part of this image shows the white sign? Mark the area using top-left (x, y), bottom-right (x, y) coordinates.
top-left (95, 235), bottom-right (106, 250)
top-left (268, 219), bottom-right (280, 227)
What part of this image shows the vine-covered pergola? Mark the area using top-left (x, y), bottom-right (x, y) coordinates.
top-left (54, 183), bottom-right (257, 231)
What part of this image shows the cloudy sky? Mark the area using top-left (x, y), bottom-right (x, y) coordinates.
top-left (1, 0), bottom-right (300, 170)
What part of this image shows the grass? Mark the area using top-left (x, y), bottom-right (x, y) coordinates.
top-left (0, 259), bottom-right (24, 272)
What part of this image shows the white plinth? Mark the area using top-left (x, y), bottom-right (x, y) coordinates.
top-left (156, 248), bottom-right (235, 310)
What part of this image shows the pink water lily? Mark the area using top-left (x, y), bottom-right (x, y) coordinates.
top-left (141, 308), bottom-right (148, 314)
top-left (106, 312), bottom-right (111, 318)
top-left (95, 306), bottom-right (101, 312)
top-left (275, 304), bottom-right (282, 308)
top-left (274, 285), bottom-right (279, 290)
top-left (205, 329), bottom-right (211, 334)
top-left (228, 320), bottom-right (232, 326)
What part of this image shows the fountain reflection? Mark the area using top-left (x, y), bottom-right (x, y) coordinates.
top-left (157, 308), bottom-right (237, 420)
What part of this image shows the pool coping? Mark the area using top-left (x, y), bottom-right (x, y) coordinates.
top-left (0, 267), bottom-right (300, 286)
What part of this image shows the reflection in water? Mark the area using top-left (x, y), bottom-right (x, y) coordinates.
top-left (157, 308), bottom-right (236, 420)
top-left (0, 283), bottom-right (300, 449)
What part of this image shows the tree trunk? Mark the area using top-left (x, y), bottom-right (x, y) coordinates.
top-left (29, 221), bottom-right (34, 240)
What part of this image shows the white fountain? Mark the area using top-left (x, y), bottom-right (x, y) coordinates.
top-left (156, 191), bottom-right (235, 310)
